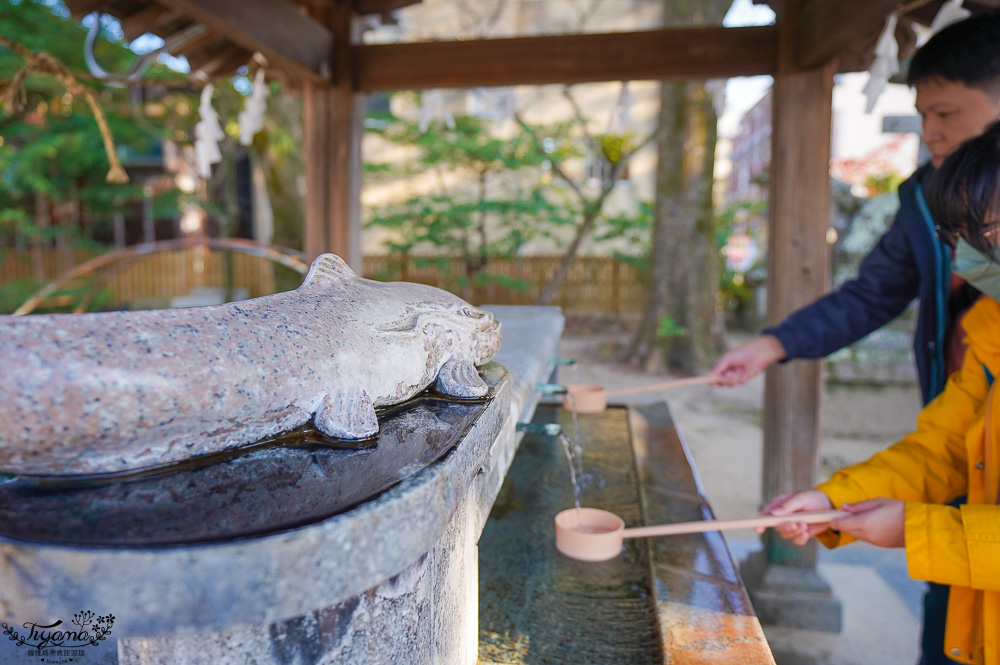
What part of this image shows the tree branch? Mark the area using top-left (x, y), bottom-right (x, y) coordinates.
top-left (0, 34), bottom-right (128, 183)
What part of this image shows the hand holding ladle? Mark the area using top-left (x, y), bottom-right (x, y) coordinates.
top-left (562, 374), bottom-right (721, 413)
top-left (554, 507), bottom-right (847, 561)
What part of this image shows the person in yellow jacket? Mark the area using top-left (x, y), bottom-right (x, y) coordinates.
top-left (762, 119), bottom-right (1000, 665)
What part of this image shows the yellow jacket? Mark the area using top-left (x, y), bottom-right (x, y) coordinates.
top-left (816, 296), bottom-right (1000, 665)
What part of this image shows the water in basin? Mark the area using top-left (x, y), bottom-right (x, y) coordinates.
top-left (479, 404), bottom-right (663, 664)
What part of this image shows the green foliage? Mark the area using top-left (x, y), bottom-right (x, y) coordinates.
top-left (375, 114), bottom-right (552, 175)
top-left (863, 172), bottom-right (905, 196)
top-left (594, 132), bottom-right (635, 168)
top-left (595, 200), bottom-right (653, 265)
top-left (0, 1), bottom-right (190, 249)
top-left (366, 113), bottom-right (578, 284)
top-left (657, 315), bottom-right (687, 340)
top-left (0, 277), bottom-right (113, 314)
top-left (365, 105), bottom-right (652, 299)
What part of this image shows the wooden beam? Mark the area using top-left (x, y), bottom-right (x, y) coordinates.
top-left (63, 0), bottom-right (112, 18)
top-left (190, 46), bottom-right (253, 79)
top-left (797, 0), bottom-right (898, 69)
top-left (118, 5), bottom-right (178, 41)
top-left (170, 29), bottom-right (218, 58)
top-left (355, 25), bottom-right (777, 91)
top-left (354, 0), bottom-right (420, 16)
top-left (155, 0), bottom-right (334, 82)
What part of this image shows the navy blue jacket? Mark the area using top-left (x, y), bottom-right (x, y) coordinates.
top-left (763, 165), bottom-right (952, 405)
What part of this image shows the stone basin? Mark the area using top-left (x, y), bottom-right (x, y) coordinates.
top-left (0, 306), bottom-right (564, 664)
top-left (0, 306), bottom-right (776, 664)
top-left (0, 366), bottom-right (501, 547)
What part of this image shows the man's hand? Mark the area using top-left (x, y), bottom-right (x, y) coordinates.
top-left (829, 498), bottom-right (906, 548)
top-left (711, 335), bottom-right (787, 386)
top-left (759, 490), bottom-right (835, 546)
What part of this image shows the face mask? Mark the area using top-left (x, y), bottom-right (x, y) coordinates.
top-left (953, 238), bottom-right (1000, 302)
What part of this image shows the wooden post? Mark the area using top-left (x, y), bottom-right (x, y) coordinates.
top-left (740, 0), bottom-right (842, 633)
top-left (303, 1), bottom-right (363, 271)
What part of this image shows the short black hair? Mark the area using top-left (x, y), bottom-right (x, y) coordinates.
top-left (907, 9), bottom-right (1000, 97)
top-left (928, 119), bottom-right (1000, 259)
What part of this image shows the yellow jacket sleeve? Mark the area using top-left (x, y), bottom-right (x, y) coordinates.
top-left (906, 502), bottom-right (1000, 591)
top-left (813, 339), bottom-right (991, 549)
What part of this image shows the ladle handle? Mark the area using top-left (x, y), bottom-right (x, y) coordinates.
top-left (602, 374), bottom-right (720, 398)
top-left (621, 510), bottom-right (847, 538)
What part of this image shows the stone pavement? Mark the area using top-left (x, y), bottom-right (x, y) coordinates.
top-left (555, 332), bottom-right (927, 665)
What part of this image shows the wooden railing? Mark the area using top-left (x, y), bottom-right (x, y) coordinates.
top-left (0, 249), bottom-right (648, 314)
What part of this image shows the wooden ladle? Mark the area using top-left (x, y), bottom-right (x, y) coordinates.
top-left (562, 374), bottom-right (720, 413)
top-left (554, 507), bottom-right (847, 562)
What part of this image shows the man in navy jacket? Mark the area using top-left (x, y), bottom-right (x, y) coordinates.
top-left (710, 11), bottom-right (1000, 665)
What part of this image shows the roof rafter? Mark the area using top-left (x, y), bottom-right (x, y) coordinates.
top-left (798, 0), bottom-right (915, 70)
top-left (118, 5), bottom-right (179, 42)
top-left (155, 0), bottom-right (334, 82)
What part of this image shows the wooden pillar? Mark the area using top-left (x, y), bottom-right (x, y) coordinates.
top-left (303, 1), bottom-right (364, 271)
top-left (763, 0), bottom-right (836, 569)
top-left (741, 0), bottom-right (842, 632)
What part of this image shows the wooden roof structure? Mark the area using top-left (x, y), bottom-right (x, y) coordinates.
top-left (63, 0), bottom-right (1000, 87)
top-left (62, 0), bottom-right (1000, 266)
top-left (59, 0), bottom-right (1000, 609)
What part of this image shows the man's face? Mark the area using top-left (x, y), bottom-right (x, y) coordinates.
top-left (915, 78), bottom-right (1000, 167)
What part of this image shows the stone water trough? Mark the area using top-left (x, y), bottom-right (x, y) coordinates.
top-left (0, 257), bottom-right (776, 663)
top-left (0, 253), bottom-right (563, 664)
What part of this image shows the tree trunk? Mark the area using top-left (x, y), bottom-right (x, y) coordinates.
top-left (626, 0), bottom-right (730, 373)
top-left (517, 99), bottom-right (655, 308)
top-left (534, 204), bottom-right (600, 306)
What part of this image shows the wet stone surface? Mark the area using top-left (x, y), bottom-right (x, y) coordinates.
top-left (0, 364), bottom-right (503, 547)
top-left (478, 404), bottom-right (663, 665)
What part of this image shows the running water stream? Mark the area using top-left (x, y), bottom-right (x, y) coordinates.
top-left (559, 433), bottom-right (582, 511)
top-left (562, 391), bottom-right (584, 473)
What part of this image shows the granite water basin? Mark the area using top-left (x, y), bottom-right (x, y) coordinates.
top-left (0, 365), bottom-right (503, 547)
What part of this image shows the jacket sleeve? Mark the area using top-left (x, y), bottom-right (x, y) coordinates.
top-left (906, 503), bottom-right (1000, 591)
top-left (813, 340), bottom-right (989, 548)
top-left (764, 209), bottom-right (921, 360)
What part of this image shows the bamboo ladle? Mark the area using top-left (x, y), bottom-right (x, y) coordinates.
top-left (554, 507), bottom-right (847, 562)
top-left (562, 374), bottom-right (720, 413)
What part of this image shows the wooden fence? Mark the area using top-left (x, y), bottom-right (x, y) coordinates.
top-left (0, 249), bottom-right (648, 314)
top-left (363, 254), bottom-right (648, 313)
